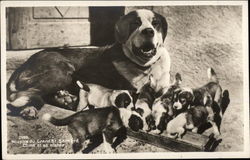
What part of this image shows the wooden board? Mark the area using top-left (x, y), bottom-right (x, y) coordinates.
top-left (127, 128), bottom-right (220, 152)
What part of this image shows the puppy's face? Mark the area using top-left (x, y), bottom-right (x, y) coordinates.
top-left (114, 92), bottom-right (133, 108)
top-left (173, 88), bottom-right (194, 111)
top-left (115, 9), bottom-right (168, 67)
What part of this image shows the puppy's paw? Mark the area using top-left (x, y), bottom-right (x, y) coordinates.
top-left (214, 133), bottom-right (222, 141)
top-left (150, 129), bottom-right (162, 135)
top-left (54, 90), bottom-right (78, 110)
top-left (20, 106), bottom-right (38, 120)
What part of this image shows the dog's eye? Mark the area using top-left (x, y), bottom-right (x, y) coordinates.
top-left (152, 19), bottom-right (160, 27)
top-left (180, 99), bottom-right (186, 103)
top-left (131, 19), bottom-right (141, 27)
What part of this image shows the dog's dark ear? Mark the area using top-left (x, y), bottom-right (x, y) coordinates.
top-left (174, 73), bottom-right (182, 86)
top-left (155, 12), bottom-right (168, 41)
top-left (115, 16), bottom-right (129, 44)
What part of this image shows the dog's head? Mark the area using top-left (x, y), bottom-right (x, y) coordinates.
top-left (173, 88), bottom-right (194, 111)
top-left (115, 9), bottom-right (168, 67)
top-left (119, 107), bottom-right (143, 132)
top-left (114, 91), bottom-right (133, 109)
top-left (128, 113), bottom-right (144, 132)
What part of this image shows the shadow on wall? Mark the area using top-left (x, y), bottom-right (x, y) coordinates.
top-left (89, 7), bottom-right (125, 46)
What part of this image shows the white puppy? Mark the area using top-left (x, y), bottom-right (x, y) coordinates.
top-left (76, 81), bottom-right (133, 111)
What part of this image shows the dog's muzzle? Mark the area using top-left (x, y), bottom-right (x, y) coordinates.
top-left (132, 42), bottom-right (157, 60)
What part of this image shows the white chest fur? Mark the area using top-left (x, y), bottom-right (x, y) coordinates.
top-left (112, 47), bottom-right (171, 92)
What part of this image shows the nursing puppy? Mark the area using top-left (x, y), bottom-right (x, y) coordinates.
top-left (76, 81), bottom-right (133, 111)
top-left (150, 73), bottom-right (182, 134)
top-left (43, 106), bottom-right (143, 153)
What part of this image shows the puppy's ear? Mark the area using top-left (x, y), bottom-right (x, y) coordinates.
top-left (173, 73), bottom-right (182, 86)
top-left (155, 12), bottom-right (168, 41)
top-left (149, 74), bottom-right (157, 89)
top-left (128, 90), bottom-right (139, 104)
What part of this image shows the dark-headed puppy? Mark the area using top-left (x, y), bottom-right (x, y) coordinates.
top-left (76, 81), bottom-right (134, 111)
top-left (43, 106), bottom-right (143, 153)
top-left (150, 73), bottom-right (182, 134)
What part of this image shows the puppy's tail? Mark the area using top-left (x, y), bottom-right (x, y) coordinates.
top-left (207, 68), bottom-right (218, 83)
top-left (42, 113), bottom-right (73, 126)
top-left (76, 80), bottom-right (90, 92)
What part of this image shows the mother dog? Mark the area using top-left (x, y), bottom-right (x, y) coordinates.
top-left (7, 9), bottom-right (171, 119)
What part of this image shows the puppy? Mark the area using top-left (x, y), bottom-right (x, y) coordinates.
top-left (43, 106), bottom-right (143, 153)
top-left (166, 105), bottom-right (209, 138)
top-left (76, 81), bottom-right (134, 111)
top-left (134, 75), bottom-right (157, 131)
top-left (172, 68), bottom-right (223, 139)
top-left (165, 112), bottom-right (188, 138)
top-left (150, 73), bottom-right (182, 134)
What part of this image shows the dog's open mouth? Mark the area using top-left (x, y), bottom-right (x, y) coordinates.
top-left (133, 42), bottom-right (157, 60)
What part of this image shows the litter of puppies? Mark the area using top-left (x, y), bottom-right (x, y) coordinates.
top-left (40, 67), bottom-right (230, 153)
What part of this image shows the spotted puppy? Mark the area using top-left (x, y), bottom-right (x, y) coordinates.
top-left (172, 68), bottom-right (224, 139)
top-left (150, 73), bottom-right (182, 134)
top-left (43, 106), bottom-right (143, 153)
top-left (166, 105), bottom-right (208, 138)
top-left (76, 81), bottom-right (134, 111)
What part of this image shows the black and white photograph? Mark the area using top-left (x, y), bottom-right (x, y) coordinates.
top-left (1, 0), bottom-right (249, 159)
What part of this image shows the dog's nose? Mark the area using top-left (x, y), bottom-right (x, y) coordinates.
top-left (141, 28), bottom-right (154, 38)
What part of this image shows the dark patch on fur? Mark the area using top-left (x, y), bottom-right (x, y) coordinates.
top-left (157, 112), bottom-right (172, 133)
top-left (146, 114), bottom-right (156, 131)
top-left (187, 106), bottom-right (208, 128)
top-left (128, 114), bottom-right (143, 132)
top-left (114, 93), bottom-right (131, 108)
top-left (134, 108), bottom-right (144, 117)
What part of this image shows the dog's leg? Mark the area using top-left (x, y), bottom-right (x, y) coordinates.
top-left (68, 127), bottom-right (85, 154)
top-left (210, 121), bottom-right (221, 140)
top-left (102, 130), bottom-right (116, 154)
top-left (76, 89), bottom-right (88, 111)
top-left (9, 90), bottom-right (44, 120)
top-left (111, 127), bottom-right (127, 149)
top-left (82, 134), bottom-right (103, 153)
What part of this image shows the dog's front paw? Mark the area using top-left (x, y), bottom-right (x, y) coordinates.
top-left (54, 90), bottom-right (78, 110)
top-left (20, 106), bottom-right (38, 120)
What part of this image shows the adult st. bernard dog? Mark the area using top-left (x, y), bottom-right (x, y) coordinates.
top-left (7, 9), bottom-right (171, 119)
